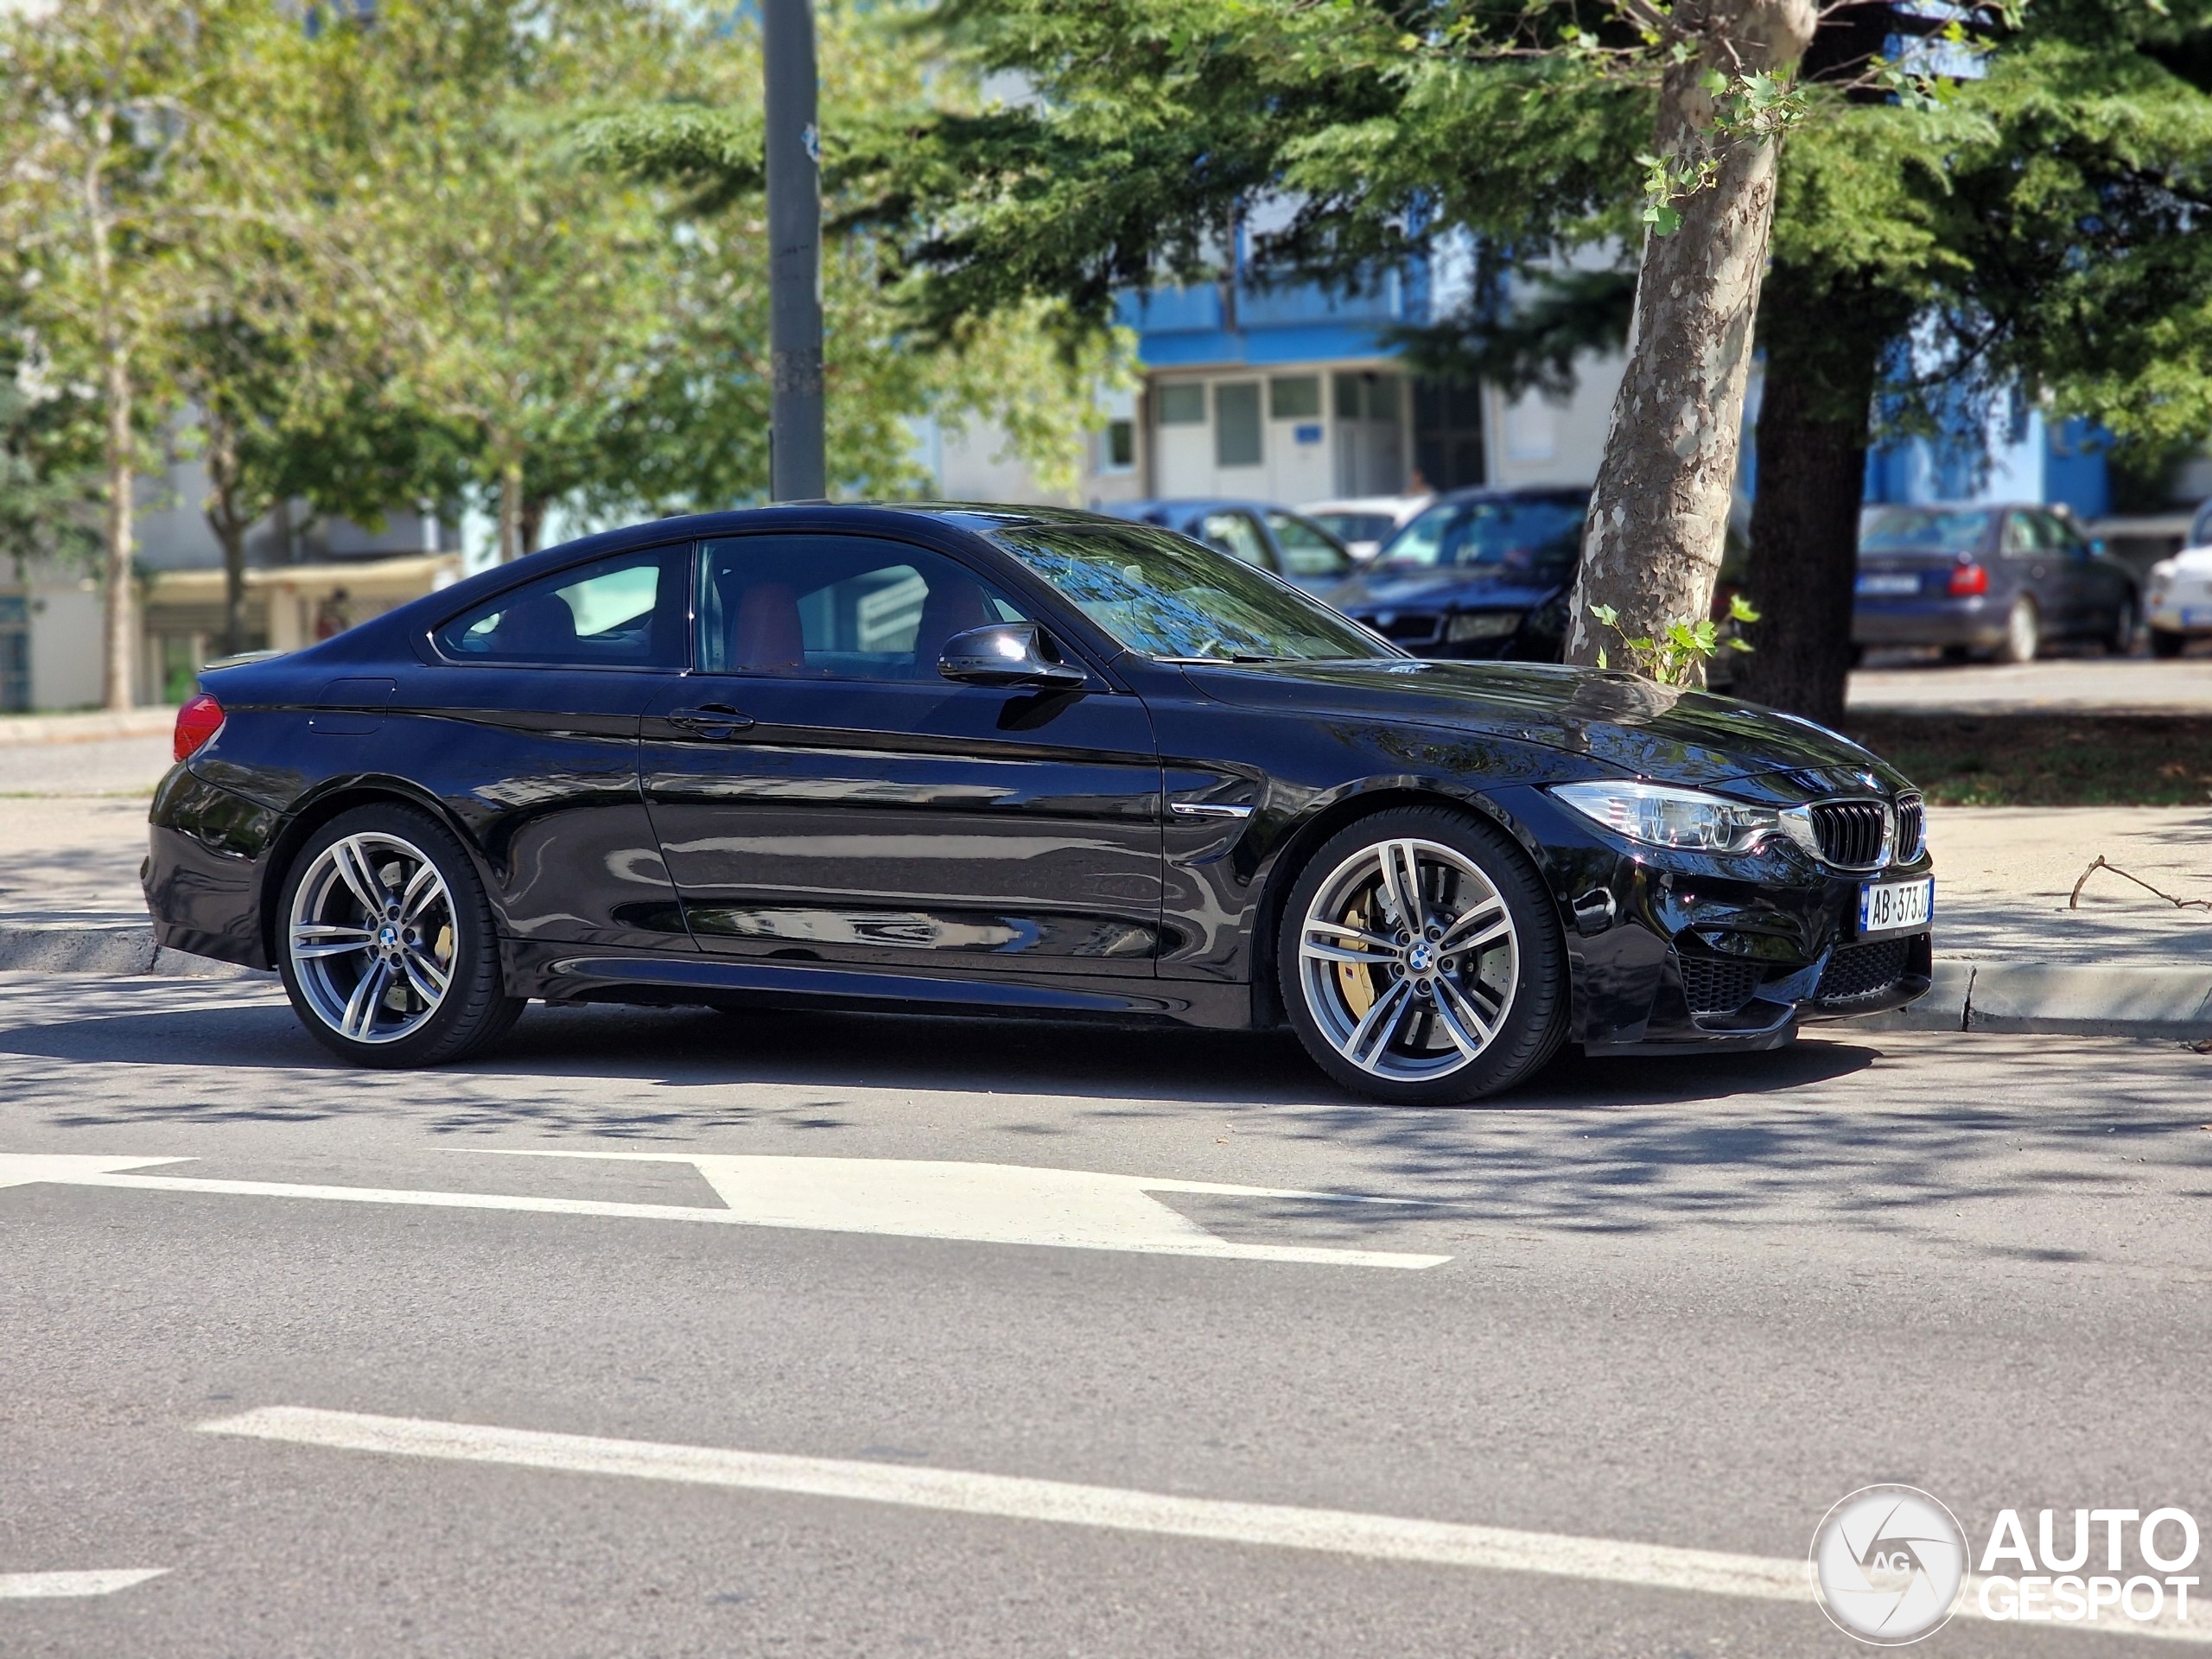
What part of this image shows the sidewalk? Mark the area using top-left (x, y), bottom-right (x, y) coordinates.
top-left (1877, 806), bottom-right (2212, 1037)
top-left (1, 736), bottom-right (2207, 1033)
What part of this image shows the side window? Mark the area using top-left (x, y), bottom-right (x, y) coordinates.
top-left (2038, 512), bottom-right (2088, 558)
top-left (696, 536), bottom-right (1029, 682)
top-left (1266, 512), bottom-right (1351, 579)
top-left (434, 550), bottom-right (683, 667)
top-left (1198, 512), bottom-right (1271, 569)
top-left (2000, 513), bottom-right (2038, 556)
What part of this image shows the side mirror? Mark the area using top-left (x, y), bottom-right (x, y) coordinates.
top-left (938, 621), bottom-right (1089, 690)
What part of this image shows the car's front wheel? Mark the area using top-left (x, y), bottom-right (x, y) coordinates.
top-left (1277, 807), bottom-right (1567, 1105)
top-left (277, 804), bottom-right (523, 1067)
top-left (2107, 596), bottom-right (2139, 656)
top-left (2151, 626), bottom-right (2187, 659)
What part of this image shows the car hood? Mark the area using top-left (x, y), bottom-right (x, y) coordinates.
top-left (1179, 658), bottom-right (1904, 791)
top-left (1326, 565), bottom-right (1566, 611)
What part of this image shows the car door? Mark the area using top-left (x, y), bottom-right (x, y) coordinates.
top-left (639, 531), bottom-right (1165, 978)
top-left (2045, 512), bottom-right (2130, 635)
top-left (1999, 511), bottom-right (2066, 620)
top-left (403, 543), bottom-right (694, 950)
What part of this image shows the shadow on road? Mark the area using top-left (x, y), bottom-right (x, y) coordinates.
top-left (4, 988), bottom-right (2206, 1259)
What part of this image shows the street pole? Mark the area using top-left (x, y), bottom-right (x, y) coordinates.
top-left (763, 0), bottom-right (825, 502)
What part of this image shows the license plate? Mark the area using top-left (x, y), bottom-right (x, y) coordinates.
top-left (1859, 877), bottom-right (1933, 938)
top-left (1856, 573), bottom-right (1920, 596)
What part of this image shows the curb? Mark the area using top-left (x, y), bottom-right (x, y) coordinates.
top-left (0, 924), bottom-right (271, 980)
top-left (1846, 959), bottom-right (2212, 1039)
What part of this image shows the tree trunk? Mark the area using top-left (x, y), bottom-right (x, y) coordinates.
top-left (200, 403), bottom-right (251, 657)
top-left (101, 346), bottom-right (136, 711)
top-left (1565, 0), bottom-right (1816, 676)
top-left (1735, 269), bottom-right (1896, 726)
top-left (498, 453), bottom-right (524, 563)
top-left (519, 496), bottom-right (547, 558)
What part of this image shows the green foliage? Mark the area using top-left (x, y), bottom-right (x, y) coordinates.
top-left (1590, 594), bottom-right (1758, 685)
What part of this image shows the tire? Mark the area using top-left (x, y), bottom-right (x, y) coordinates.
top-left (1848, 643), bottom-right (1866, 670)
top-left (1276, 805), bottom-right (1567, 1106)
top-left (276, 803), bottom-right (524, 1067)
top-left (2152, 627), bottom-right (2187, 660)
top-left (2107, 596), bottom-right (2138, 656)
top-left (1996, 596), bottom-right (2040, 664)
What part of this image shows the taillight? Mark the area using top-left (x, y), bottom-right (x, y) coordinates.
top-left (174, 692), bottom-right (225, 761)
top-left (1948, 561), bottom-right (1989, 597)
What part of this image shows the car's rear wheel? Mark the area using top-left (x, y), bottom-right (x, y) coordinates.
top-left (2151, 626), bottom-right (2187, 659)
top-left (277, 804), bottom-right (523, 1067)
top-left (1277, 807), bottom-right (1566, 1106)
top-left (1996, 595), bottom-right (2040, 664)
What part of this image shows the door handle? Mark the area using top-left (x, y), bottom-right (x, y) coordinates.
top-left (668, 703), bottom-right (755, 738)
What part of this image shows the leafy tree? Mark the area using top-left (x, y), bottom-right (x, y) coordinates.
top-left (0, 0), bottom-right (283, 707)
top-left (571, 0), bottom-right (1127, 514)
top-left (280, 0), bottom-right (691, 564)
top-left (0, 356), bottom-right (100, 586)
top-left (1738, 2), bottom-right (2212, 721)
top-left (847, 0), bottom-right (1992, 665)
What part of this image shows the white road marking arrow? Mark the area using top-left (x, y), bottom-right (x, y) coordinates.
top-left (0, 1151), bottom-right (1447, 1269)
top-left (0, 1568), bottom-right (168, 1599)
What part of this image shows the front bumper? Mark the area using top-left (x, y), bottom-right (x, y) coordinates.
top-left (1503, 791), bottom-right (1935, 1054)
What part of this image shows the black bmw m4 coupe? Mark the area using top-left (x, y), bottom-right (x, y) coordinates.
top-left (146, 504), bottom-right (1933, 1105)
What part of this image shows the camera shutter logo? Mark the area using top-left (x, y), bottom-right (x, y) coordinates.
top-left (1810, 1485), bottom-right (1969, 1644)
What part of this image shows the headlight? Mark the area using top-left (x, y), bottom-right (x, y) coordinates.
top-left (1446, 610), bottom-right (1522, 642)
top-left (1552, 780), bottom-right (1808, 857)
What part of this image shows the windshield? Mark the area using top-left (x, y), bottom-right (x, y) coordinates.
top-left (991, 523), bottom-right (1394, 662)
top-left (1860, 507), bottom-right (1995, 554)
top-left (1380, 497), bottom-right (1585, 575)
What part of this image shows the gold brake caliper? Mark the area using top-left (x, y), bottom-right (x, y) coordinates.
top-left (1336, 889), bottom-right (1379, 1019)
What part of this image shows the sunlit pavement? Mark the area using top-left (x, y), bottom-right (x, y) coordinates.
top-left (1849, 653), bottom-right (2212, 714)
top-left (3, 973), bottom-right (2208, 1656)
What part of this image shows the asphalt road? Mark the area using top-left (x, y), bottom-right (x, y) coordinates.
top-left (4, 974), bottom-right (2211, 1657)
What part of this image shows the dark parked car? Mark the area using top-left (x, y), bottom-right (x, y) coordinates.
top-left (1098, 498), bottom-right (1353, 595)
top-left (1326, 488), bottom-right (1586, 660)
top-left (147, 504), bottom-right (1931, 1106)
top-left (1852, 503), bottom-right (2139, 662)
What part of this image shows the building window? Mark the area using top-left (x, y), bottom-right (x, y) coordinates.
top-left (1101, 420), bottom-right (1135, 472)
top-left (1268, 375), bottom-right (1321, 421)
top-left (1156, 384), bottom-right (1206, 425)
top-left (1215, 382), bottom-right (1262, 468)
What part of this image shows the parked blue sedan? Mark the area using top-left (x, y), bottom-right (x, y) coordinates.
top-left (1852, 504), bottom-right (2139, 662)
top-left (1098, 499), bottom-right (1354, 596)
top-left (1325, 488), bottom-right (1587, 660)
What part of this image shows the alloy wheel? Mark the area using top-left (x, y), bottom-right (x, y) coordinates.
top-left (1295, 836), bottom-right (1519, 1082)
top-left (287, 831), bottom-right (456, 1045)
